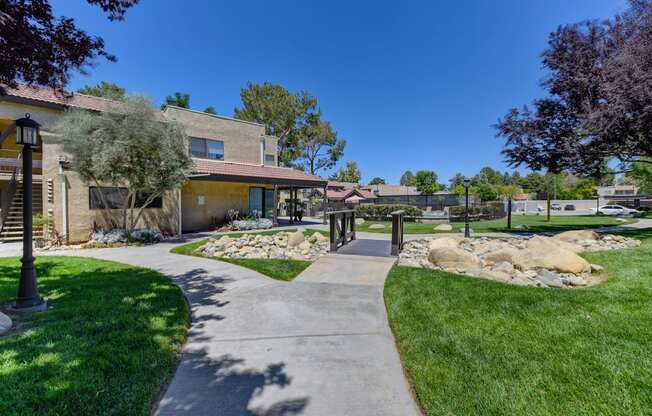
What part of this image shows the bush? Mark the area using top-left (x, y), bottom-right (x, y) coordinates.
top-left (449, 203), bottom-right (504, 218)
top-left (356, 204), bottom-right (423, 218)
top-left (230, 218), bottom-right (273, 231)
top-left (91, 228), bottom-right (162, 245)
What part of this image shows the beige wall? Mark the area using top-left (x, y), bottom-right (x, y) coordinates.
top-left (163, 106), bottom-right (278, 165)
top-left (42, 140), bottom-right (180, 242)
top-left (181, 180), bottom-right (273, 232)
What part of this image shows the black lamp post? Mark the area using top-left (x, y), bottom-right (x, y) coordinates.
top-left (463, 178), bottom-right (471, 238)
top-left (13, 114), bottom-right (46, 311)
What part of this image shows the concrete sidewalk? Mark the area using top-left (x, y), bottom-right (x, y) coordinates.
top-left (14, 239), bottom-right (419, 416)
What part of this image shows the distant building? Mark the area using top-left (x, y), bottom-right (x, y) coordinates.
top-left (597, 185), bottom-right (638, 197)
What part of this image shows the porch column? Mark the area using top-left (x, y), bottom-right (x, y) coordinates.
top-left (289, 187), bottom-right (294, 225)
top-left (323, 185), bottom-right (327, 224)
top-left (272, 184), bottom-right (278, 226)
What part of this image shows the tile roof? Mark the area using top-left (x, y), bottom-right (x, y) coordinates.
top-left (1, 84), bottom-right (123, 112)
top-left (192, 159), bottom-right (327, 186)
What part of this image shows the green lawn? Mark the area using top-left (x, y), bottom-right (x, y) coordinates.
top-left (384, 229), bottom-right (652, 415)
top-left (357, 214), bottom-right (633, 234)
top-left (171, 228), bottom-right (327, 281)
top-left (0, 257), bottom-right (189, 416)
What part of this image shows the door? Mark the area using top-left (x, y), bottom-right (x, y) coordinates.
top-left (249, 187), bottom-right (263, 217)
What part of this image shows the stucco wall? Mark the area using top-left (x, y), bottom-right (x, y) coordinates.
top-left (163, 106), bottom-right (277, 165)
top-left (181, 179), bottom-right (273, 232)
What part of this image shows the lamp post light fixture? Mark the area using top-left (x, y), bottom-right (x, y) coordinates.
top-left (463, 178), bottom-right (471, 238)
top-left (12, 114), bottom-right (46, 311)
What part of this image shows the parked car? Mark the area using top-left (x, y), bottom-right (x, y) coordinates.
top-left (551, 203), bottom-right (562, 211)
top-left (591, 205), bottom-right (640, 216)
top-left (564, 204), bottom-right (576, 211)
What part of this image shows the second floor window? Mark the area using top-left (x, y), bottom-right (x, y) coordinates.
top-left (189, 137), bottom-right (224, 160)
top-left (264, 154), bottom-right (275, 166)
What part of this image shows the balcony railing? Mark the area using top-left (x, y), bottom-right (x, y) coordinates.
top-left (0, 149), bottom-right (42, 173)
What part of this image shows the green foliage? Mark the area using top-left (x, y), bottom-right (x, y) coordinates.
top-left (368, 176), bottom-right (386, 185)
top-left (626, 158), bottom-right (652, 194)
top-left (54, 95), bottom-right (193, 231)
top-left (448, 203), bottom-right (503, 217)
top-left (0, 256), bottom-right (188, 415)
top-left (497, 184), bottom-right (523, 200)
top-left (203, 106), bottom-right (217, 115)
top-left (415, 170), bottom-right (441, 195)
top-left (356, 204), bottom-right (423, 218)
top-left (295, 112), bottom-right (346, 174)
top-left (161, 92), bottom-right (190, 109)
top-left (234, 81), bottom-right (319, 166)
top-left (77, 81), bottom-right (126, 101)
top-left (448, 172), bottom-right (466, 189)
top-left (472, 182), bottom-right (499, 201)
top-left (400, 170), bottom-right (416, 186)
top-left (330, 160), bottom-right (362, 183)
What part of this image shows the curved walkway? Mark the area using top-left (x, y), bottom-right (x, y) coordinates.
top-left (25, 239), bottom-right (419, 416)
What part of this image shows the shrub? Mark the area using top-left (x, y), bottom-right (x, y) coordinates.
top-left (356, 204), bottom-right (423, 218)
top-left (91, 228), bottom-right (162, 245)
top-left (449, 203), bottom-right (504, 218)
top-left (230, 218), bottom-right (273, 231)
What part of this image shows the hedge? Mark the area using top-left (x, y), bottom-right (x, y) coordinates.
top-left (448, 202), bottom-right (504, 218)
top-left (356, 204), bottom-right (423, 218)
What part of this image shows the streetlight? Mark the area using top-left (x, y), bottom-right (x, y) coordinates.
top-left (463, 178), bottom-right (471, 238)
top-left (12, 114), bottom-right (46, 311)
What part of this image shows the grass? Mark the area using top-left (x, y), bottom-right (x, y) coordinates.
top-left (171, 228), bottom-right (327, 281)
top-left (384, 229), bottom-right (652, 415)
top-left (357, 214), bottom-right (633, 234)
top-left (0, 256), bottom-right (189, 416)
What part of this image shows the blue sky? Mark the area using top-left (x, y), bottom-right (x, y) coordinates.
top-left (52, 0), bottom-right (627, 184)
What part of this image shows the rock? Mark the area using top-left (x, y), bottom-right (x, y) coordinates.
top-left (479, 269), bottom-right (512, 282)
top-left (484, 248), bottom-right (520, 265)
top-left (428, 246), bottom-right (481, 271)
top-left (513, 245), bottom-right (591, 274)
top-left (287, 230), bottom-right (305, 247)
top-left (434, 223), bottom-right (453, 231)
top-left (492, 261), bottom-right (514, 274)
top-left (268, 247), bottom-right (287, 259)
top-left (355, 218), bottom-right (365, 225)
top-left (516, 224), bottom-right (530, 230)
top-left (0, 312), bottom-right (12, 335)
top-left (616, 218), bottom-right (628, 222)
top-left (308, 232), bottom-right (327, 243)
top-left (567, 275), bottom-right (587, 286)
top-left (428, 237), bottom-right (461, 250)
top-left (554, 230), bottom-right (599, 243)
top-left (368, 223), bottom-right (385, 229)
top-left (298, 240), bottom-right (312, 251)
top-left (590, 263), bottom-right (604, 272)
top-left (537, 269), bottom-right (564, 288)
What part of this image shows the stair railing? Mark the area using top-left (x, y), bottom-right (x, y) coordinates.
top-left (0, 150), bottom-right (23, 234)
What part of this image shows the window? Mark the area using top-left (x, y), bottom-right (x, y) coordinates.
top-left (248, 187), bottom-right (275, 218)
top-left (89, 187), bottom-right (163, 210)
top-left (189, 137), bottom-right (224, 160)
top-left (264, 154), bottom-right (275, 166)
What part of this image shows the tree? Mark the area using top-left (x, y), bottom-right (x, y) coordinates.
top-left (498, 185), bottom-right (522, 229)
top-left (78, 81), bottom-right (126, 101)
top-left (626, 157), bottom-right (652, 194)
top-left (234, 81), bottom-right (318, 166)
top-left (330, 161), bottom-right (361, 183)
top-left (162, 92), bottom-right (190, 110)
top-left (54, 96), bottom-right (192, 232)
top-left (448, 172), bottom-right (466, 190)
top-left (203, 106), bottom-right (217, 115)
top-left (294, 112), bottom-right (346, 174)
top-left (415, 170), bottom-right (440, 195)
top-left (0, 0), bottom-right (138, 94)
top-left (473, 183), bottom-right (498, 202)
top-left (473, 166), bottom-right (504, 186)
top-left (368, 177), bottom-right (386, 185)
top-left (400, 170), bottom-right (416, 186)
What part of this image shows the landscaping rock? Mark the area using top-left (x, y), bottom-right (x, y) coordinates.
top-left (0, 312), bottom-right (11, 335)
top-left (428, 246), bottom-right (481, 271)
top-left (554, 230), bottom-right (599, 243)
top-left (513, 245), bottom-right (591, 274)
top-left (434, 223), bottom-right (453, 231)
top-left (590, 263), bottom-right (604, 272)
top-left (484, 248), bottom-right (519, 265)
top-left (308, 232), bottom-right (327, 243)
top-left (428, 237), bottom-right (461, 250)
top-left (288, 230), bottom-right (305, 247)
top-left (567, 275), bottom-right (587, 286)
top-left (368, 223), bottom-right (385, 229)
top-left (355, 218), bottom-right (365, 225)
top-left (537, 269), bottom-right (564, 288)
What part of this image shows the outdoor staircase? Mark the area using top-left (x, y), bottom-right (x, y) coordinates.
top-left (0, 182), bottom-right (43, 242)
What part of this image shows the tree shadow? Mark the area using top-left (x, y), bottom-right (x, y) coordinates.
top-left (157, 349), bottom-right (309, 416)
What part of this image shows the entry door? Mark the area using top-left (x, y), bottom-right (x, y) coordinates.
top-left (249, 187), bottom-right (263, 217)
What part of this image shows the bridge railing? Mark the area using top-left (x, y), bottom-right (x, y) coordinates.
top-left (328, 210), bottom-right (356, 252)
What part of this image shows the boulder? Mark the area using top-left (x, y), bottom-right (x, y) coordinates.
top-left (590, 263), bottom-right (604, 272)
top-left (567, 275), bottom-right (587, 286)
top-left (428, 246), bottom-right (481, 271)
top-left (513, 245), bottom-right (591, 274)
top-left (553, 230), bottom-right (599, 243)
top-left (368, 223), bottom-right (385, 229)
top-left (0, 312), bottom-right (12, 335)
top-left (428, 237), bottom-right (461, 250)
top-left (355, 218), bottom-right (366, 225)
top-left (484, 248), bottom-right (520, 265)
top-left (527, 235), bottom-right (583, 254)
top-left (287, 230), bottom-right (305, 247)
top-left (479, 269), bottom-right (512, 282)
top-left (308, 232), bottom-right (327, 243)
top-left (434, 223), bottom-right (453, 231)
top-left (492, 261), bottom-right (514, 274)
top-left (298, 240), bottom-right (312, 252)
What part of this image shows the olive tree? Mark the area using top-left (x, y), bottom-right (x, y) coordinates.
top-left (54, 96), bottom-right (192, 232)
